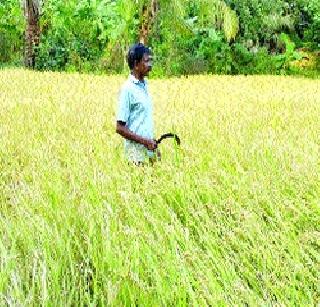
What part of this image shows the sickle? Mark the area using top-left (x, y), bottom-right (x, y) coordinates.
top-left (156, 133), bottom-right (181, 145)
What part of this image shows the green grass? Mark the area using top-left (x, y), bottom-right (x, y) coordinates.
top-left (0, 69), bottom-right (319, 305)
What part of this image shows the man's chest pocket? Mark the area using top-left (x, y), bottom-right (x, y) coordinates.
top-left (130, 99), bottom-right (146, 113)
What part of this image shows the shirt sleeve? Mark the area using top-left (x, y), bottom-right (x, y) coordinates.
top-left (117, 86), bottom-right (130, 123)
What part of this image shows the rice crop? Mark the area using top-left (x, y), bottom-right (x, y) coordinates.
top-left (0, 69), bottom-right (319, 306)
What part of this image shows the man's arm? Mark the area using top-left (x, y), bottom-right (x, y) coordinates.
top-left (116, 121), bottom-right (157, 151)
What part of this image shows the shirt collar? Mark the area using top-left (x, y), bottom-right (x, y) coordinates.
top-left (129, 74), bottom-right (146, 85)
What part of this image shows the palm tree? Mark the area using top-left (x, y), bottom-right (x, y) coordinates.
top-left (23, 0), bottom-right (41, 68)
top-left (139, 0), bottom-right (239, 45)
top-left (139, 0), bottom-right (159, 45)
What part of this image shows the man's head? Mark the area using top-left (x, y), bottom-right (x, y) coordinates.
top-left (127, 43), bottom-right (152, 79)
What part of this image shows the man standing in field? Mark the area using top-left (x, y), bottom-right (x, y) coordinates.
top-left (116, 43), bottom-right (158, 165)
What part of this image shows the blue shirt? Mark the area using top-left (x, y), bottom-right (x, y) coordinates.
top-left (117, 74), bottom-right (154, 162)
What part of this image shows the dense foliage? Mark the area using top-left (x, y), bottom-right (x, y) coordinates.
top-left (0, 0), bottom-right (319, 75)
top-left (0, 0), bottom-right (24, 64)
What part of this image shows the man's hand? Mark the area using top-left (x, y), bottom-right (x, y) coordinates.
top-left (143, 139), bottom-right (158, 151)
top-left (116, 122), bottom-right (158, 151)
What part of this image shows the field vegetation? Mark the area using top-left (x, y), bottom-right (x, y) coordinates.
top-left (0, 69), bottom-right (319, 305)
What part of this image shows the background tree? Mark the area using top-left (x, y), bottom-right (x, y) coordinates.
top-left (139, 0), bottom-right (159, 45)
top-left (0, 0), bottom-right (319, 75)
top-left (24, 0), bottom-right (41, 68)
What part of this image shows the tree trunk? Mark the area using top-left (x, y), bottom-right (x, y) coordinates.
top-left (24, 0), bottom-right (40, 68)
top-left (139, 0), bottom-right (159, 45)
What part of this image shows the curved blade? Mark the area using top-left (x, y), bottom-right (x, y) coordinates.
top-left (156, 133), bottom-right (181, 145)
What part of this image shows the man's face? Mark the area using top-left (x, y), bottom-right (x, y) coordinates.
top-left (136, 53), bottom-right (153, 77)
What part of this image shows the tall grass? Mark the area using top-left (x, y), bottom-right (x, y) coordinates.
top-left (0, 69), bottom-right (319, 305)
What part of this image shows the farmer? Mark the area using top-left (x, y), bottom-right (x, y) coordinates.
top-left (116, 43), bottom-right (159, 165)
